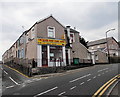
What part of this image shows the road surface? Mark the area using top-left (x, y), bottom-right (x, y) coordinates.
top-left (2, 63), bottom-right (119, 96)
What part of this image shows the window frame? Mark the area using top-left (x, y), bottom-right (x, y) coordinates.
top-left (47, 26), bottom-right (55, 38)
top-left (70, 33), bottom-right (75, 43)
top-left (31, 27), bottom-right (35, 39)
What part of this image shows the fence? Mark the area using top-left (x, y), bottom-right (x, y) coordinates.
top-left (110, 57), bottom-right (120, 63)
top-left (4, 58), bottom-right (92, 77)
top-left (5, 58), bottom-right (33, 77)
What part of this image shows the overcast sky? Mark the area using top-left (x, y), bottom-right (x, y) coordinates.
top-left (0, 0), bottom-right (119, 60)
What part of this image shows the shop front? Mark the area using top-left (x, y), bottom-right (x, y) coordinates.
top-left (37, 38), bottom-right (66, 67)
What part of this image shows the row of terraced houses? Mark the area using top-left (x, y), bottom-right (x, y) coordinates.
top-left (2, 15), bottom-right (120, 67)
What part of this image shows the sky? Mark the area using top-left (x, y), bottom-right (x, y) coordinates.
top-left (0, 0), bottom-right (119, 60)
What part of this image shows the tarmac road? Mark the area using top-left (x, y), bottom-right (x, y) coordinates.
top-left (2, 63), bottom-right (119, 96)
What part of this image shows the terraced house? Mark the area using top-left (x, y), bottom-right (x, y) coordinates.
top-left (2, 15), bottom-right (92, 67)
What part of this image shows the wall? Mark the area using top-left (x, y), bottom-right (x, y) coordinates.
top-left (26, 25), bottom-right (37, 60)
top-left (95, 51), bottom-right (108, 63)
top-left (70, 32), bottom-right (90, 60)
top-left (37, 17), bottom-right (65, 39)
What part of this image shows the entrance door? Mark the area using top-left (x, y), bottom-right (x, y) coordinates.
top-left (42, 45), bottom-right (48, 67)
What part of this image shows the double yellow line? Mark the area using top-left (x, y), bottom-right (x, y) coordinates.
top-left (92, 74), bottom-right (120, 97)
top-left (4, 65), bottom-right (30, 78)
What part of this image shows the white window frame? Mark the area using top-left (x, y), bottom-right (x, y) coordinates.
top-left (47, 26), bottom-right (55, 38)
top-left (70, 33), bottom-right (75, 43)
top-left (97, 46), bottom-right (100, 48)
top-left (91, 47), bottom-right (94, 50)
top-left (31, 27), bottom-right (35, 39)
top-left (20, 37), bottom-right (23, 44)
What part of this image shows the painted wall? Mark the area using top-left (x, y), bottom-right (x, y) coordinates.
top-left (37, 17), bottom-right (65, 39)
top-left (95, 51), bottom-right (108, 63)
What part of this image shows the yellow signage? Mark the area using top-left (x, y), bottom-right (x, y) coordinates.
top-left (37, 38), bottom-right (66, 46)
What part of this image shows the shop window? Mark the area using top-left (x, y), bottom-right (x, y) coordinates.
top-left (47, 26), bottom-right (55, 38)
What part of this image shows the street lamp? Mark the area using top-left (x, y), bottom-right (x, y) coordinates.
top-left (106, 28), bottom-right (115, 63)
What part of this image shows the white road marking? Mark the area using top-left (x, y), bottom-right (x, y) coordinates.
top-left (34, 86), bottom-right (58, 97)
top-left (33, 78), bottom-right (42, 81)
top-left (9, 77), bottom-right (19, 85)
top-left (21, 83), bottom-right (26, 87)
top-left (69, 74), bottom-right (91, 83)
top-left (70, 86), bottom-right (76, 90)
top-left (6, 85), bottom-right (15, 89)
top-left (87, 79), bottom-right (91, 82)
top-left (26, 80), bottom-right (33, 83)
top-left (98, 70), bottom-right (103, 72)
top-left (98, 74), bottom-right (101, 76)
top-left (80, 82), bottom-right (85, 85)
top-left (58, 91), bottom-right (66, 96)
top-left (98, 68), bottom-right (109, 72)
top-left (93, 76), bottom-right (96, 79)
top-left (4, 70), bottom-right (8, 75)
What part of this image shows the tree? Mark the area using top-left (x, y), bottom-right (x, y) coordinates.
top-left (79, 37), bottom-right (88, 48)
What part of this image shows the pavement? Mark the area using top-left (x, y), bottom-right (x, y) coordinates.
top-left (1, 63), bottom-right (120, 96)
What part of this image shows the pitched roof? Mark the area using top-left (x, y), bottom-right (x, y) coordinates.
top-left (87, 37), bottom-right (117, 46)
top-left (37, 15), bottom-right (65, 28)
top-left (70, 28), bottom-right (79, 33)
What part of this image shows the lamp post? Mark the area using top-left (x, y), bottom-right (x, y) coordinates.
top-left (106, 28), bottom-right (115, 63)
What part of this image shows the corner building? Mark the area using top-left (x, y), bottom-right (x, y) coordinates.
top-left (2, 15), bottom-right (92, 67)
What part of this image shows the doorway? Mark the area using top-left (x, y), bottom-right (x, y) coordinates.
top-left (42, 45), bottom-right (48, 67)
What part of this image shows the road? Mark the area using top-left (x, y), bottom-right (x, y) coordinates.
top-left (2, 64), bottom-right (119, 96)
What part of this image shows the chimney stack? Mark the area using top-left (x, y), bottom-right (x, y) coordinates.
top-left (66, 26), bottom-right (70, 38)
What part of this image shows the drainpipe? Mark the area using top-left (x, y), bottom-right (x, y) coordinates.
top-left (66, 26), bottom-right (71, 65)
top-left (23, 32), bottom-right (26, 59)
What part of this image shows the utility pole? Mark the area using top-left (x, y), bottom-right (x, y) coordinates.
top-left (106, 28), bottom-right (115, 63)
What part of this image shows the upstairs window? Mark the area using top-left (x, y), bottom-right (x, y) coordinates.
top-left (31, 27), bottom-right (35, 39)
top-left (70, 33), bottom-right (75, 43)
top-left (48, 26), bottom-right (55, 38)
top-left (20, 36), bottom-right (24, 44)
